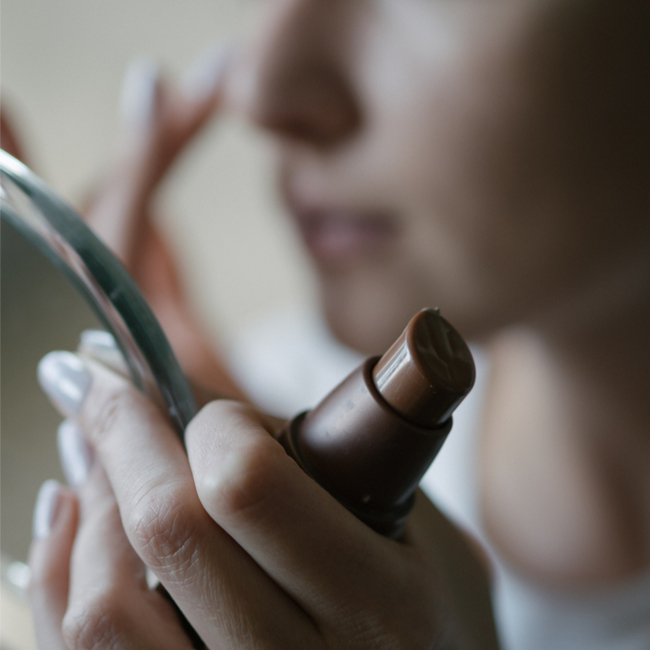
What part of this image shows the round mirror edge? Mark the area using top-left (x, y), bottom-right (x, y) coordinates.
top-left (0, 149), bottom-right (198, 435)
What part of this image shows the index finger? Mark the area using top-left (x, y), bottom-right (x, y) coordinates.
top-left (186, 400), bottom-right (442, 644)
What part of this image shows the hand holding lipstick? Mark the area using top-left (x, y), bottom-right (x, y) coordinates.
top-left (29, 318), bottom-right (498, 649)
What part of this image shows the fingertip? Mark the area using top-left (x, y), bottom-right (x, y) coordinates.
top-left (37, 351), bottom-right (92, 417)
top-left (78, 329), bottom-right (130, 377)
top-left (180, 42), bottom-right (231, 104)
top-left (79, 329), bottom-right (117, 355)
top-left (28, 485), bottom-right (78, 649)
top-left (120, 57), bottom-right (161, 131)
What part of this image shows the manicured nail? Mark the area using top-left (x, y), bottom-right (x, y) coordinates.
top-left (120, 58), bottom-right (160, 130)
top-left (37, 351), bottom-right (92, 416)
top-left (79, 329), bottom-right (127, 372)
top-left (181, 43), bottom-right (229, 102)
top-left (57, 420), bottom-right (94, 488)
top-left (80, 329), bottom-right (117, 351)
top-left (33, 480), bottom-right (63, 540)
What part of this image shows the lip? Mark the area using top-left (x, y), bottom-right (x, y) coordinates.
top-left (282, 185), bottom-right (398, 267)
top-left (295, 209), bottom-right (397, 265)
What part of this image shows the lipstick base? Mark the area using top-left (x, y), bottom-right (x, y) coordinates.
top-left (276, 412), bottom-right (417, 539)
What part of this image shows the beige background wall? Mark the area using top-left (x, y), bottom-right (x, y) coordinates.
top-left (2, 2), bottom-right (315, 646)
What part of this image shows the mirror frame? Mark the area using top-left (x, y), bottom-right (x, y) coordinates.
top-left (0, 149), bottom-right (197, 436)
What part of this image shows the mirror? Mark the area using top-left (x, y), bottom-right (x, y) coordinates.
top-left (1, 150), bottom-right (197, 570)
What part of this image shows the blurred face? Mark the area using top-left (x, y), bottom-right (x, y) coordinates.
top-left (230, 0), bottom-right (650, 353)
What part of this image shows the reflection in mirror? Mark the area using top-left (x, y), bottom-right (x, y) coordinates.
top-left (1, 218), bottom-right (100, 567)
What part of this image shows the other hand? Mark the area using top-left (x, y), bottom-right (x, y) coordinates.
top-left (83, 51), bottom-right (244, 401)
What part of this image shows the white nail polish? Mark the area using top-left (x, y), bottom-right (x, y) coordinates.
top-left (79, 329), bottom-right (128, 376)
top-left (120, 58), bottom-right (160, 130)
top-left (80, 329), bottom-right (117, 351)
top-left (37, 351), bottom-right (92, 416)
top-left (57, 420), bottom-right (94, 488)
top-left (180, 44), bottom-right (229, 102)
top-left (33, 480), bottom-right (62, 540)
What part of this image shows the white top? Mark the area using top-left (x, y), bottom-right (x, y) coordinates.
top-left (228, 305), bottom-right (650, 650)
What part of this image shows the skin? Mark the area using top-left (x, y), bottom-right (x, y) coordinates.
top-left (229, 0), bottom-right (650, 352)
top-left (26, 0), bottom-right (650, 646)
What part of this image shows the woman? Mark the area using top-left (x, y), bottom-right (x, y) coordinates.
top-left (28, 0), bottom-right (650, 647)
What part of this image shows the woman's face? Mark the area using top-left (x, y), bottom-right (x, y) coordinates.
top-left (230, 0), bottom-right (650, 353)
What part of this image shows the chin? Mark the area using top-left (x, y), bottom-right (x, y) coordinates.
top-left (317, 269), bottom-right (438, 356)
top-left (320, 275), bottom-right (510, 355)
top-left (322, 307), bottom-right (390, 356)
top-left (328, 320), bottom-right (395, 357)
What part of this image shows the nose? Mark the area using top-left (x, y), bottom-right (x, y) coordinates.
top-left (228, 0), bottom-right (360, 148)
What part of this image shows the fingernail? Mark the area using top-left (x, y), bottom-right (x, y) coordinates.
top-left (57, 420), bottom-right (94, 488)
top-left (80, 329), bottom-right (117, 351)
top-left (180, 43), bottom-right (230, 102)
top-left (120, 58), bottom-right (160, 130)
top-left (79, 329), bottom-right (127, 373)
top-left (38, 351), bottom-right (92, 416)
top-left (33, 480), bottom-right (63, 540)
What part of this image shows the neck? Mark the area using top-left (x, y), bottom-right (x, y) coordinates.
top-left (480, 289), bottom-right (650, 585)
top-left (534, 283), bottom-right (650, 446)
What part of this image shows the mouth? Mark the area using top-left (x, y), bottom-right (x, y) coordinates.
top-left (283, 190), bottom-right (398, 267)
top-left (298, 210), bottom-right (398, 265)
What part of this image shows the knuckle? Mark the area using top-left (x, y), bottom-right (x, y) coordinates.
top-left (128, 487), bottom-right (200, 580)
top-left (327, 575), bottom-right (441, 650)
top-left (62, 595), bottom-right (127, 650)
top-left (332, 620), bottom-right (427, 650)
top-left (188, 398), bottom-right (226, 428)
top-left (187, 399), bottom-right (250, 448)
top-left (201, 435), bottom-right (283, 521)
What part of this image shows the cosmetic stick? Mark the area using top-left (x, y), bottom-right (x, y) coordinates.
top-left (276, 308), bottom-right (475, 538)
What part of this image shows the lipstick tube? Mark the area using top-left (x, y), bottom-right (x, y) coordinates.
top-left (276, 309), bottom-right (475, 538)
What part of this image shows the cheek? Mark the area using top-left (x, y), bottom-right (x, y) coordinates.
top-left (356, 4), bottom-right (535, 242)
top-left (352, 4), bottom-right (604, 330)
